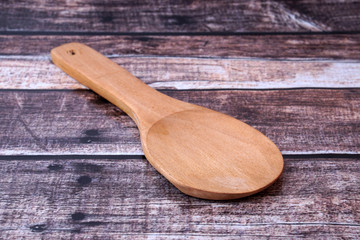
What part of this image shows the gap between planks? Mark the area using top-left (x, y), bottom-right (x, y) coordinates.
top-left (0, 153), bottom-right (358, 161)
top-left (2, 31), bottom-right (360, 36)
top-left (0, 152), bottom-right (359, 159)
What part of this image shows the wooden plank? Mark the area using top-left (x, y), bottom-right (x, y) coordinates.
top-left (1, 1), bottom-right (360, 32)
top-left (1, 35), bottom-right (360, 59)
top-left (0, 156), bottom-right (358, 239)
top-left (0, 89), bottom-right (358, 155)
top-left (1, 56), bottom-right (359, 90)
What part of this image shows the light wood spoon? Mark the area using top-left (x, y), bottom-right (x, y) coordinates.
top-left (51, 43), bottom-right (283, 200)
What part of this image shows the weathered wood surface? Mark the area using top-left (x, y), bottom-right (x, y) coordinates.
top-left (2, 0), bottom-right (360, 33)
top-left (1, 89), bottom-right (359, 155)
top-left (1, 0), bottom-right (359, 238)
top-left (0, 156), bottom-right (358, 239)
top-left (1, 35), bottom-right (360, 59)
top-left (1, 56), bottom-right (359, 90)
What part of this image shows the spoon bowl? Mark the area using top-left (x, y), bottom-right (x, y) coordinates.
top-left (144, 108), bottom-right (283, 199)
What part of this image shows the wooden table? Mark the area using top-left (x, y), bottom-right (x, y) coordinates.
top-left (1, 1), bottom-right (359, 239)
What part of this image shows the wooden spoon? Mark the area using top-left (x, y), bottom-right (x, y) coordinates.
top-left (51, 43), bottom-right (283, 200)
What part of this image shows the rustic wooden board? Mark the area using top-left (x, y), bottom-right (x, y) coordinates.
top-left (1, 35), bottom-right (360, 59)
top-left (1, 57), bottom-right (359, 90)
top-left (2, 0), bottom-right (360, 33)
top-left (1, 89), bottom-right (359, 155)
top-left (0, 156), bottom-right (358, 239)
top-left (1, 0), bottom-right (359, 238)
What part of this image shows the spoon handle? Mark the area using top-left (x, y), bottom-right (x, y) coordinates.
top-left (51, 43), bottom-right (179, 129)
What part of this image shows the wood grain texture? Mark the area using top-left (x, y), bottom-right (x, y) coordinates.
top-left (1, 35), bottom-right (360, 59)
top-left (1, 56), bottom-right (359, 90)
top-left (0, 156), bottom-right (358, 239)
top-left (0, 89), bottom-right (358, 155)
top-left (1, 0), bottom-right (359, 237)
top-left (1, 0), bottom-right (360, 32)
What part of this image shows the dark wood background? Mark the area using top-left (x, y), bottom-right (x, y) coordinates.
top-left (0, 1), bottom-right (359, 239)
